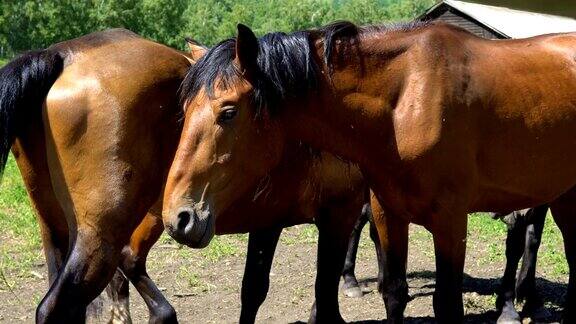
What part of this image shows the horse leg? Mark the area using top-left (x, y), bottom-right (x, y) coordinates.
top-left (239, 228), bottom-right (282, 324)
top-left (105, 269), bottom-right (132, 324)
top-left (13, 137), bottom-right (69, 285)
top-left (34, 164), bottom-right (148, 322)
top-left (17, 152), bottom-right (110, 323)
top-left (341, 203), bottom-right (370, 298)
top-left (371, 197), bottom-right (409, 324)
top-left (309, 204), bottom-right (359, 324)
top-left (430, 209), bottom-right (467, 323)
top-left (36, 225), bottom-right (125, 323)
top-left (368, 207), bottom-right (385, 295)
top-left (517, 205), bottom-right (547, 317)
top-left (549, 193), bottom-right (576, 324)
top-left (495, 212), bottom-right (526, 324)
top-left (36, 217), bottom-right (68, 285)
top-left (14, 126), bottom-right (111, 323)
top-left (119, 211), bottom-right (177, 324)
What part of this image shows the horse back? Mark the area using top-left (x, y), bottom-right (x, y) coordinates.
top-left (370, 25), bottom-right (576, 215)
top-left (451, 32), bottom-right (576, 210)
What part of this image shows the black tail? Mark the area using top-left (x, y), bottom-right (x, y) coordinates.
top-left (0, 50), bottom-right (64, 177)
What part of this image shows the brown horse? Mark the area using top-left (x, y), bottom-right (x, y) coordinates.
top-left (163, 20), bottom-right (576, 323)
top-left (0, 29), bottom-right (193, 323)
top-left (114, 149), bottom-right (367, 324)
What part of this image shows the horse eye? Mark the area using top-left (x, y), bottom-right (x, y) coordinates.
top-left (218, 106), bottom-right (238, 123)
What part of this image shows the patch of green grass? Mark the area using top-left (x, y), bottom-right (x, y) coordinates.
top-left (159, 233), bottom-right (176, 245)
top-left (467, 212), bottom-right (566, 279)
top-left (0, 155), bottom-right (42, 289)
top-left (297, 224), bottom-right (318, 243)
top-left (281, 224), bottom-right (318, 245)
top-left (538, 213), bottom-right (568, 278)
top-left (0, 58), bottom-right (7, 67)
top-left (178, 266), bottom-right (200, 287)
top-left (154, 232), bottom-right (247, 267)
top-left (201, 234), bottom-right (246, 262)
top-left (468, 213), bottom-right (508, 266)
top-left (177, 266), bottom-right (214, 293)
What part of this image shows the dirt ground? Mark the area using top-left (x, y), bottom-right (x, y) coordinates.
top-left (0, 224), bottom-right (567, 323)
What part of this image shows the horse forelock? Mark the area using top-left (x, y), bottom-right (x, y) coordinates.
top-left (180, 31), bottom-right (319, 116)
top-left (179, 38), bottom-right (239, 106)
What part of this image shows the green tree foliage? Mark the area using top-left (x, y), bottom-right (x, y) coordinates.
top-left (0, 0), bottom-right (435, 57)
top-left (137, 0), bottom-right (188, 47)
top-left (1, 0), bottom-right (93, 55)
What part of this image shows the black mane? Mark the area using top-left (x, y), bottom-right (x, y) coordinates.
top-left (180, 20), bottom-right (426, 114)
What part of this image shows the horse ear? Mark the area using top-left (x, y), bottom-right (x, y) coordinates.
top-left (235, 24), bottom-right (258, 73)
top-left (184, 37), bottom-right (207, 63)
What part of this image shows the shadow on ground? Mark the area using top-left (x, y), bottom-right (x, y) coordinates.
top-left (349, 270), bottom-right (567, 323)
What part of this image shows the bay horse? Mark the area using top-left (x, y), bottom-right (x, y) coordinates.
top-left (163, 20), bottom-right (576, 323)
top-left (0, 29), bottom-right (193, 323)
top-left (111, 150), bottom-right (369, 324)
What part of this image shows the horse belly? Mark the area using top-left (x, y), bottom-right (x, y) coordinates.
top-left (473, 120), bottom-right (576, 212)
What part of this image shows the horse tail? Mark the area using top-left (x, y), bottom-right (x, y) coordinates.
top-left (0, 50), bottom-right (64, 177)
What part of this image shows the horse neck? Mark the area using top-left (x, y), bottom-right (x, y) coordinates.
top-left (281, 31), bottom-right (414, 168)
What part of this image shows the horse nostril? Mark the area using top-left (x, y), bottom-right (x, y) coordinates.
top-left (177, 210), bottom-right (192, 232)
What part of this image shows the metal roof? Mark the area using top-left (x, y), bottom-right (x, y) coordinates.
top-left (423, 0), bottom-right (576, 39)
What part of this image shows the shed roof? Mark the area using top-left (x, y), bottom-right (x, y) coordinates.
top-left (421, 0), bottom-right (576, 39)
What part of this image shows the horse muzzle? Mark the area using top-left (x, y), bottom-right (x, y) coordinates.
top-left (164, 205), bottom-right (215, 248)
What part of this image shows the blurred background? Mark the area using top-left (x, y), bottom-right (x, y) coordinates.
top-left (0, 0), bottom-right (434, 59)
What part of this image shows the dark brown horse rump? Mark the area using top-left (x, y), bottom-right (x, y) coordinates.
top-left (0, 29), bottom-right (192, 323)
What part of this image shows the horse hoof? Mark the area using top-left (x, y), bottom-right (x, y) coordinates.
top-left (497, 313), bottom-right (521, 324)
top-left (497, 318), bottom-right (521, 324)
top-left (307, 314), bottom-right (346, 324)
top-left (341, 279), bottom-right (363, 298)
top-left (108, 304), bottom-right (133, 324)
top-left (361, 283), bottom-right (373, 293)
top-left (342, 286), bottom-right (363, 298)
top-left (497, 300), bottom-right (521, 324)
